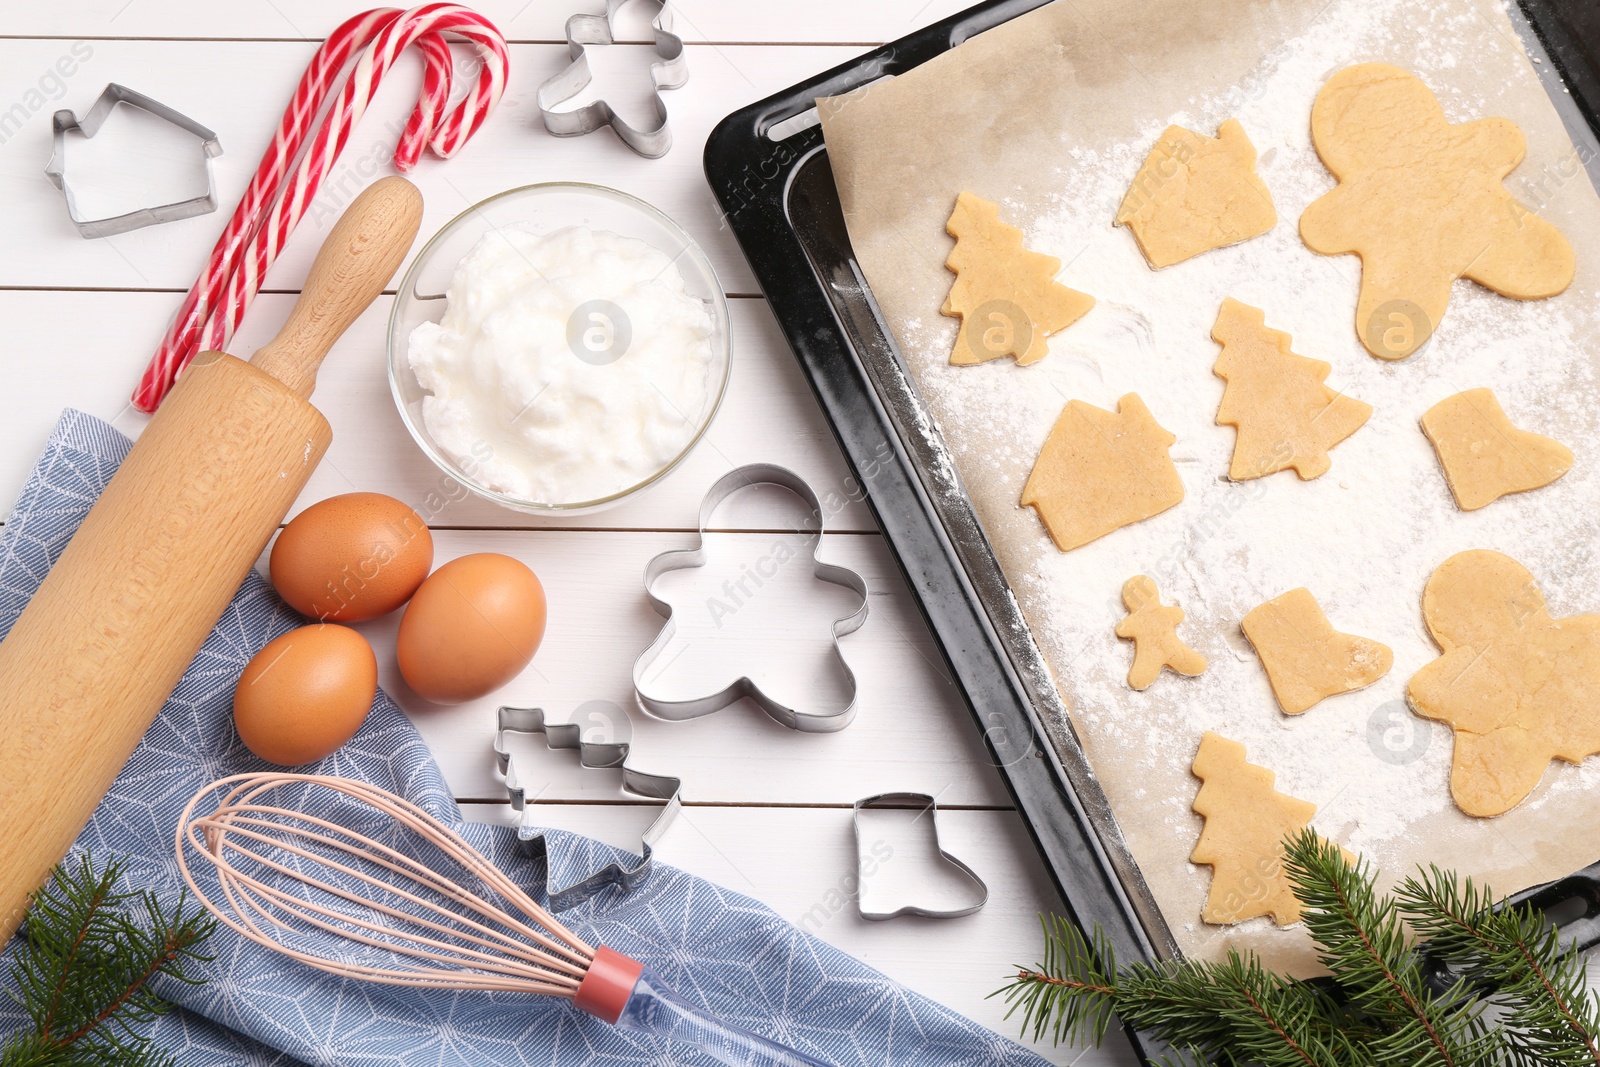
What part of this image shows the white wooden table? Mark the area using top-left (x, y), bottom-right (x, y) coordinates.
top-left (0, 3), bottom-right (1135, 1063)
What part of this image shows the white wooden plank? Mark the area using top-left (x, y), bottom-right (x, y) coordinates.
top-left (0, 290), bottom-right (876, 531)
top-left (460, 802), bottom-right (1135, 1066)
top-left (0, 39), bottom-right (859, 293)
top-left (1, 1), bottom-right (974, 45)
top-left (311, 527), bottom-right (1012, 806)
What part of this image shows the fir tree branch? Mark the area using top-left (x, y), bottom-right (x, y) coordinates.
top-left (1400, 866), bottom-right (1600, 1067)
top-left (2, 855), bottom-right (216, 1067)
top-left (1283, 830), bottom-right (1496, 1067)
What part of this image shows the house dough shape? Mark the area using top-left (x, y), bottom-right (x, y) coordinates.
top-left (1021, 393), bottom-right (1184, 552)
top-left (1115, 119), bottom-right (1276, 269)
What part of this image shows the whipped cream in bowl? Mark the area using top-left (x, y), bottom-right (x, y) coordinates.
top-left (388, 184), bottom-right (731, 514)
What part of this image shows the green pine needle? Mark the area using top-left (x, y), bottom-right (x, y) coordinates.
top-left (1, 855), bottom-right (216, 1067)
top-left (996, 830), bottom-right (1600, 1067)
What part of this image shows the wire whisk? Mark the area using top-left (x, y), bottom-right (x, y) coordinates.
top-left (177, 773), bottom-right (830, 1067)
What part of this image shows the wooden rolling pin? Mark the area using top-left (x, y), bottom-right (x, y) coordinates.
top-left (0, 176), bottom-right (424, 940)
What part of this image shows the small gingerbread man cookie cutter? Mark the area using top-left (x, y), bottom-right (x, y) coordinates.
top-left (632, 464), bottom-right (869, 733)
top-left (537, 0), bottom-right (688, 158)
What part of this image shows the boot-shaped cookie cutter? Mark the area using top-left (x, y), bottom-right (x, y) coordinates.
top-left (493, 704), bottom-right (682, 909)
top-left (853, 792), bottom-right (988, 920)
top-left (632, 464), bottom-right (869, 732)
top-left (536, 0), bottom-right (687, 158)
top-left (46, 83), bottom-right (222, 238)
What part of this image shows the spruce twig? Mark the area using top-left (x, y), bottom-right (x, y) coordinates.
top-left (1400, 866), bottom-right (1600, 1067)
top-left (1, 855), bottom-right (216, 1067)
top-left (993, 830), bottom-right (1600, 1066)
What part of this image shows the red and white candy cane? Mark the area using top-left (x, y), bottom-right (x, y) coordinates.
top-left (134, 4), bottom-right (507, 412)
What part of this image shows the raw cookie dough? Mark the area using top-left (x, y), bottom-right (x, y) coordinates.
top-left (1420, 388), bottom-right (1573, 511)
top-left (1407, 550), bottom-right (1600, 818)
top-left (1242, 588), bottom-right (1393, 715)
top-left (1115, 119), bottom-right (1277, 269)
top-left (1213, 297), bottom-right (1372, 481)
top-left (1116, 575), bottom-right (1207, 690)
top-left (1021, 393), bottom-right (1184, 552)
top-left (1191, 731), bottom-right (1317, 926)
top-left (1300, 63), bottom-right (1576, 360)
top-left (940, 191), bottom-right (1095, 366)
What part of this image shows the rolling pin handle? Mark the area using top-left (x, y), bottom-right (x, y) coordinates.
top-left (249, 176), bottom-right (424, 399)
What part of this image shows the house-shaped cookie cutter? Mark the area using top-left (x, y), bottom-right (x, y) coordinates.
top-left (493, 704), bottom-right (682, 909)
top-left (536, 0), bottom-right (688, 158)
top-left (632, 463), bottom-right (870, 732)
top-left (46, 83), bottom-right (221, 238)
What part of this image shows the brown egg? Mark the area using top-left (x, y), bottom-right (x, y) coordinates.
top-left (270, 492), bottom-right (433, 622)
top-left (234, 624), bottom-right (378, 766)
top-left (396, 553), bottom-right (546, 704)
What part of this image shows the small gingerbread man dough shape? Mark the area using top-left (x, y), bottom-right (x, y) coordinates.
top-left (1420, 388), bottom-right (1573, 511)
top-left (1213, 298), bottom-right (1372, 481)
top-left (1300, 63), bottom-right (1575, 360)
top-left (1242, 588), bottom-right (1392, 715)
top-left (1408, 550), bottom-right (1600, 817)
top-left (940, 191), bottom-right (1095, 366)
top-left (1115, 119), bottom-right (1277, 269)
top-left (1191, 731), bottom-right (1318, 926)
top-left (1116, 576), bottom-right (1207, 690)
top-left (1021, 393), bottom-right (1184, 552)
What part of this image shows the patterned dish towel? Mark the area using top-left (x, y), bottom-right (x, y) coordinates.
top-left (0, 411), bottom-right (1047, 1067)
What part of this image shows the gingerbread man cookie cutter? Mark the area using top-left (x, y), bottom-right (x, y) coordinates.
top-left (493, 704), bottom-right (682, 909)
top-left (632, 464), bottom-right (869, 733)
top-left (537, 0), bottom-right (688, 158)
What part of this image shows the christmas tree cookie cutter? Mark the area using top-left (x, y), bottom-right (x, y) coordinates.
top-left (46, 83), bottom-right (222, 238)
top-left (537, 0), bottom-right (688, 158)
top-left (632, 463), bottom-right (869, 732)
top-left (493, 704), bottom-right (682, 910)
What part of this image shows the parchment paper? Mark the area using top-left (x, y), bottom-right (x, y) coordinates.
top-left (819, 0), bottom-right (1600, 973)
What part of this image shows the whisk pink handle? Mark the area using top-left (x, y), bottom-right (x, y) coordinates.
top-left (577, 948), bottom-right (833, 1067)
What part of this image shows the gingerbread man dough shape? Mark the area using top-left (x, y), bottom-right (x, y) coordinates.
top-left (1300, 63), bottom-right (1575, 360)
top-left (1191, 731), bottom-right (1317, 926)
top-left (1116, 576), bottom-right (1207, 690)
top-left (1408, 550), bottom-right (1600, 817)
top-left (1115, 119), bottom-right (1277, 269)
top-left (1242, 588), bottom-right (1392, 715)
top-left (941, 191), bottom-right (1095, 366)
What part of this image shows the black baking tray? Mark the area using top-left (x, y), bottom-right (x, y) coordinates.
top-left (704, 2), bottom-right (1600, 1061)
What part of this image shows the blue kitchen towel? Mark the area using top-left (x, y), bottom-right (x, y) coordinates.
top-left (0, 410), bottom-right (1048, 1067)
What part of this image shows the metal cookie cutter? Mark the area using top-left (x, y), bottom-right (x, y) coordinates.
top-left (493, 704), bottom-right (682, 910)
top-left (45, 83), bottom-right (222, 238)
top-left (853, 792), bottom-right (989, 920)
top-left (537, 0), bottom-right (688, 158)
top-left (633, 464), bottom-right (869, 732)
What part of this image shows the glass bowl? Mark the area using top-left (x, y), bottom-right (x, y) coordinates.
top-left (386, 182), bottom-right (731, 515)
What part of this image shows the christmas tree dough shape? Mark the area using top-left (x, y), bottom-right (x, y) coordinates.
top-left (1116, 576), bottom-right (1207, 690)
top-left (1021, 393), bottom-right (1184, 552)
top-left (1408, 550), bottom-right (1600, 817)
top-left (1420, 388), bottom-right (1572, 511)
top-left (1213, 298), bottom-right (1372, 481)
top-left (1115, 119), bottom-right (1277, 269)
top-left (1191, 731), bottom-right (1317, 926)
top-left (1242, 588), bottom-right (1392, 715)
top-left (940, 191), bottom-right (1095, 366)
top-left (1300, 63), bottom-right (1575, 360)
